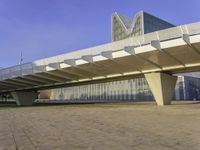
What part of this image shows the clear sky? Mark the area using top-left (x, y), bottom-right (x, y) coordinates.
top-left (0, 0), bottom-right (200, 67)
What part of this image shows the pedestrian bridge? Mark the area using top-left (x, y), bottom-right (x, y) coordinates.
top-left (0, 22), bottom-right (200, 106)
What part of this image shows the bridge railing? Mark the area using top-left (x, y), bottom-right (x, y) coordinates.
top-left (0, 22), bottom-right (200, 81)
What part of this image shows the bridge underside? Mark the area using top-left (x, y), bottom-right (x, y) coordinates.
top-left (0, 26), bottom-right (200, 106)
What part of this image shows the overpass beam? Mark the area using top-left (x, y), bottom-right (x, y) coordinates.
top-left (145, 72), bottom-right (177, 106)
top-left (11, 91), bottom-right (38, 106)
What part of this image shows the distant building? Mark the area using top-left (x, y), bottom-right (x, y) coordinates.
top-left (112, 11), bottom-right (175, 41)
top-left (47, 75), bottom-right (200, 102)
top-left (175, 76), bottom-right (200, 100)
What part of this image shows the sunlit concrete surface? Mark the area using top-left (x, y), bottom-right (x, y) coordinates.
top-left (0, 101), bottom-right (200, 150)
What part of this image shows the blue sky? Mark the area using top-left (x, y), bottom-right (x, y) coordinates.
top-left (0, 0), bottom-right (200, 67)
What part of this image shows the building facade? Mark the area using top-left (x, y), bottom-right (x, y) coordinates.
top-left (46, 76), bottom-right (200, 102)
top-left (175, 76), bottom-right (200, 100)
top-left (112, 11), bottom-right (175, 41)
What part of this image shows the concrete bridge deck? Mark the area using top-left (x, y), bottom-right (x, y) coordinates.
top-left (0, 22), bottom-right (200, 106)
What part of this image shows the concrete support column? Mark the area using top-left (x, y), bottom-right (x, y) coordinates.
top-left (145, 72), bottom-right (177, 106)
top-left (11, 91), bottom-right (38, 106)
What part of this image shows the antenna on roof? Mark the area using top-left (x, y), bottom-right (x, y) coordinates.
top-left (19, 51), bottom-right (23, 65)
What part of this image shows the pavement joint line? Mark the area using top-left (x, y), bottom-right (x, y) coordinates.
top-left (22, 129), bottom-right (38, 150)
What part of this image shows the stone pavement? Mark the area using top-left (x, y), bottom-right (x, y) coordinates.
top-left (0, 101), bottom-right (200, 150)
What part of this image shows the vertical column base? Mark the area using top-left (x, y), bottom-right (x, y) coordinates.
top-left (11, 91), bottom-right (38, 106)
top-left (145, 72), bottom-right (177, 106)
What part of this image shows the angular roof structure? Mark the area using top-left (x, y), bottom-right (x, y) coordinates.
top-left (112, 11), bottom-right (175, 41)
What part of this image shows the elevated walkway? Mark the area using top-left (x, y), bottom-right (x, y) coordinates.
top-left (0, 22), bottom-right (200, 106)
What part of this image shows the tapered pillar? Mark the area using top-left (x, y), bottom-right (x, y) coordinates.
top-left (11, 91), bottom-right (38, 106)
top-left (145, 73), bottom-right (177, 106)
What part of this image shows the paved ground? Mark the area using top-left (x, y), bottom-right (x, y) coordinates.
top-left (0, 101), bottom-right (200, 150)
